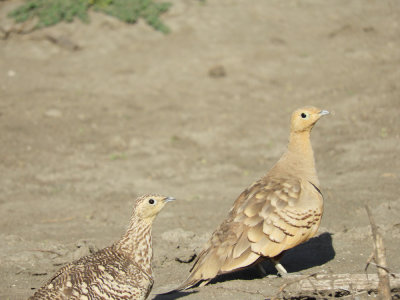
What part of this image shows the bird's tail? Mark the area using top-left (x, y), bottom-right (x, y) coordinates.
top-left (176, 271), bottom-right (210, 291)
top-left (159, 270), bottom-right (206, 295)
top-left (165, 277), bottom-right (206, 294)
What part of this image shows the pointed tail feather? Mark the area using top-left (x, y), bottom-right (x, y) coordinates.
top-left (175, 273), bottom-right (209, 291)
top-left (160, 275), bottom-right (207, 295)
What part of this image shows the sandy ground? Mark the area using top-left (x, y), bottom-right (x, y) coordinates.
top-left (0, 0), bottom-right (399, 299)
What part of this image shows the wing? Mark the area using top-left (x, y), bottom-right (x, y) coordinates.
top-left (234, 178), bottom-right (323, 260)
top-left (30, 247), bottom-right (152, 300)
top-left (176, 177), bottom-right (323, 290)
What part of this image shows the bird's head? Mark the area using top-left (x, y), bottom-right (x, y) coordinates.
top-left (290, 106), bottom-right (329, 133)
top-left (134, 194), bottom-right (175, 221)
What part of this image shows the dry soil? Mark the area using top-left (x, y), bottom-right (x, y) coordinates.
top-left (0, 0), bottom-right (399, 299)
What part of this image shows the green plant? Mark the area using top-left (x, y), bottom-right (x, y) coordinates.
top-left (94, 0), bottom-right (171, 33)
top-left (8, 0), bottom-right (171, 33)
top-left (8, 0), bottom-right (90, 28)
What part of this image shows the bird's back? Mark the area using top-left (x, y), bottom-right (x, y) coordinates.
top-left (30, 245), bottom-right (153, 300)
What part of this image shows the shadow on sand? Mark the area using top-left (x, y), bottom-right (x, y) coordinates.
top-left (156, 232), bottom-right (335, 298)
top-left (153, 290), bottom-right (198, 300)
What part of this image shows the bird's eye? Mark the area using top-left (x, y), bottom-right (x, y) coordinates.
top-left (301, 112), bottom-right (308, 119)
top-left (148, 199), bottom-right (156, 205)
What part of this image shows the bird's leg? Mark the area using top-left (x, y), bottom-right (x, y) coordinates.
top-left (256, 263), bottom-right (267, 276)
top-left (271, 258), bottom-right (287, 277)
top-left (253, 256), bottom-right (268, 277)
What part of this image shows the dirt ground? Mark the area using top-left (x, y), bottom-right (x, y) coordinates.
top-left (0, 0), bottom-right (399, 299)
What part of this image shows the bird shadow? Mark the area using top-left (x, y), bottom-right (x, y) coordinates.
top-left (152, 290), bottom-right (198, 300)
top-left (279, 232), bottom-right (335, 272)
top-left (209, 232), bottom-right (335, 285)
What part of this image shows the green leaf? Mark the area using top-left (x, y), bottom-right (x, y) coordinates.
top-left (8, 0), bottom-right (171, 33)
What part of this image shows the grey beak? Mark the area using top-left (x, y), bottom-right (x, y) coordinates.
top-left (164, 196), bottom-right (175, 203)
top-left (319, 110), bottom-right (330, 116)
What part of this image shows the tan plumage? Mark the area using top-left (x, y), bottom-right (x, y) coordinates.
top-left (175, 106), bottom-right (329, 290)
top-left (30, 194), bottom-right (174, 300)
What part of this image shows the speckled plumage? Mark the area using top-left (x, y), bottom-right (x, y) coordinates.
top-left (30, 194), bottom-right (174, 300)
top-left (174, 107), bottom-right (329, 290)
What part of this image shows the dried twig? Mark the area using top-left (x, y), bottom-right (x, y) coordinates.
top-left (365, 251), bottom-right (375, 280)
top-left (44, 35), bottom-right (80, 51)
top-left (271, 273), bottom-right (400, 294)
top-left (273, 273), bottom-right (319, 299)
top-left (305, 274), bottom-right (325, 299)
top-left (32, 272), bottom-right (48, 276)
top-left (365, 205), bottom-right (391, 300)
top-left (366, 261), bottom-right (397, 278)
top-left (175, 254), bottom-right (197, 264)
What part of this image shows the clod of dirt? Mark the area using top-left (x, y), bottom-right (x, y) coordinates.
top-left (208, 65), bottom-right (226, 78)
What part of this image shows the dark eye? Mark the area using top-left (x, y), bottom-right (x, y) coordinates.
top-left (301, 113), bottom-right (307, 118)
top-left (148, 199), bottom-right (155, 205)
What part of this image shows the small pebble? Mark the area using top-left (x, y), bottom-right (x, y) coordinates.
top-left (44, 109), bottom-right (62, 118)
top-left (8, 70), bottom-right (16, 77)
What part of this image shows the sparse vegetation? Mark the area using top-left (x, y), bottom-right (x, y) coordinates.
top-left (8, 0), bottom-right (172, 33)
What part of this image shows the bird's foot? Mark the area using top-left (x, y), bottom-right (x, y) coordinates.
top-left (273, 261), bottom-right (288, 277)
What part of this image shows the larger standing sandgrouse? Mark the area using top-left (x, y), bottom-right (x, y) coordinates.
top-left (30, 194), bottom-right (174, 300)
top-left (175, 106), bottom-right (329, 290)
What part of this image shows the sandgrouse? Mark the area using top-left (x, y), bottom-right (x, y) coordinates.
top-left (30, 194), bottom-right (174, 300)
top-left (174, 106), bottom-right (329, 290)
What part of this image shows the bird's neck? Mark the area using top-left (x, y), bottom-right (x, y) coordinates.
top-left (275, 130), bottom-right (319, 186)
top-left (114, 216), bottom-right (153, 277)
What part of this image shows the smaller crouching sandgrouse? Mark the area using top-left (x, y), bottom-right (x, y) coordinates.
top-left (173, 106), bottom-right (329, 291)
top-left (30, 194), bottom-right (174, 300)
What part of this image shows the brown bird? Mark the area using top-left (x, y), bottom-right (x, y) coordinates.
top-left (30, 194), bottom-right (175, 300)
top-left (174, 106), bottom-right (329, 290)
